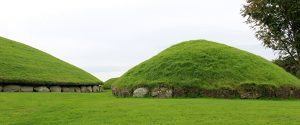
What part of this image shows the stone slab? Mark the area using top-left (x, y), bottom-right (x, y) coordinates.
top-left (20, 86), bottom-right (34, 92)
top-left (81, 86), bottom-right (88, 92)
top-left (86, 86), bottom-right (93, 92)
top-left (34, 86), bottom-right (50, 92)
top-left (50, 86), bottom-right (62, 92)
top-left (133, 88), bottom-right (149, 97)
top-left (3, 85), bottom-right (21, 92)
top-left (62, 87), bottom-right (75, 92)
top-left (92, 85), bottom-right (100, 92)
top-left (74, 87), bottom-right (81, 92)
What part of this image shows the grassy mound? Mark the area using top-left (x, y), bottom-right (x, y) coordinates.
top-left (103, 77), bottom-right (119, 89)
top-left (0, 36), bottom-right (102, 85)
top-left (114, 40), bottom-right (300, 90)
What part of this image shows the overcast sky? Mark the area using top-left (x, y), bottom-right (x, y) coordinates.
top-left (0, 0), bottom-right (276, 81)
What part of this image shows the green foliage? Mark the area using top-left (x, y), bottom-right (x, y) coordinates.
top-left (114, 40), bottom-right (300, 89)
top-left (103, 77), bottom-right (119, 89)
top-left (1, 91), bottom-right (300, 125)
top-left (273, 56), bottom-right (300, 78)
top-left (241, 0), bottom-right (300, 66)
top-left (0, 36), bottom-right (102, 85)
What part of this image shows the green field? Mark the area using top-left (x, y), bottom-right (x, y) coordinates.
top-left (1, 90), bottom-right (300, 125)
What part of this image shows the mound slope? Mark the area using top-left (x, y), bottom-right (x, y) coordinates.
top-left (113, 40), bottom-right (300, 98)
top-left (103, 77), bottom-right (119, 89)
top-left (0, 36), bottom-right (101, 86)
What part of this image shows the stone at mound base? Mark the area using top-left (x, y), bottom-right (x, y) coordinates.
top-left (86, 86), bottom-right (93, 92)
top-left (275, 86), bottom-right (300, 98)
top-left (3, 85), bottom-right (21, 92)
top-left (99, 85), bottom-right (104, 92)
top-left (74, 87), bottom-right (81, 92)
top-left (92, 85), bottom-right (100, 92)
top-left (133, 88), bottom-right (149, 97)
top-left (50, 86), bottom-right (62, 92)
top-left (200, 89), bottom-right (237, 98)
top-left (34, 86), bottom-right (50, 92)
top-left (80, 86), bottom-right (88, 92)
top-left (20, 86), bottom-right (34, 92)
top-left (151, 87), bottom-right (173, 98)
top-left (238, 91), bottom-right (262, 99)
top-left (0, 86), bottom-right (2, 92)
top-left (62, 87), bottom-right (75, 92)
top-left (112, 87), bottom-right (132, 97)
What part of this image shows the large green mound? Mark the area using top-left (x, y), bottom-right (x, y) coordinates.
top-left (0, 37), bottom-right (102, 85)
top-left (114, 40), bottom-right (300, 90)
top-left (103, 77), bottom-right (119, 89)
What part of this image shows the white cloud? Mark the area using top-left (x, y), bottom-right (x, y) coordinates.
top-left (0, 0), bottom-right (276, 81)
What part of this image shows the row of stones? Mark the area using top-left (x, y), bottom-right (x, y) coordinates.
top-left (113, 87), bottom-right (173, 98)
top-left (0, 85), bottom-right (103, 92)
top-left (113, 85), bottom-right (300, 99)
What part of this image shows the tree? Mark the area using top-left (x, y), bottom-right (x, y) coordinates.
top-left (241, 0), bottom-right (300, 68)
top-left (273, 57), bottom-right (300, 78)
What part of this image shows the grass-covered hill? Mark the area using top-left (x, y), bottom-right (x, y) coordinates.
top-left (103, 77), bottom-right (119, 89)
top-left (114, 40), bottom-right (300, 90)
top-left (0, 36), bottom-right (102, 85)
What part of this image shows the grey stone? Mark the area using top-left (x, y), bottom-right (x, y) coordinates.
top-left (86, 86), bottom-right (93, 92)
top-left (34, 86), bottom-right (50, 92)
top-left (81, 86), bottom-right (88, 92)
top-left (62, 87), bottom-right (75, 92)
top-left (112, 87), bottom-right (132, 97)
top-left (239, 91), bottom-right (262, 99)
top-left (151, 87), bottom-right (173, 98)
top-left (20, 86), bottom-right (34, 92)
top-left (92, 85), bottom-right (100, 92)
top-left (99, 85), bottom-right (104, 92)
top-left (3, 85), bottom-right (21, 92)
top-left (74, 87), bottom-right (81, 92)
top-left (133, 88), bottom-right (149, 97)
top-left (0, 86), bottom-right (2, 92)
top-left (50, 86), bottom-right (62, 92)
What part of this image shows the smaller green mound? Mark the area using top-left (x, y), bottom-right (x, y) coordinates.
top-left (0, 37), bottom-right (102, 85)
top-left (113, 40), bottom-right (300, 98)
top-left (103, 77), bottom-right (119, 89)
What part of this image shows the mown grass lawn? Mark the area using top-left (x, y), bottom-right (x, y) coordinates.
top-left (1, 90), bottom-right (300, 125)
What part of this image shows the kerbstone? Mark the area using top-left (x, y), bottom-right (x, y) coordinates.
top-left (34, 86), bottom-right (50, 92)
top-left (81, 86), bottom-right (88, 92)
top-left (99, 85), bottom-right (104, 92)
top-left (20, 86), bottom-right (34, 92)
top-left (151, 87), bottom-right (173, 98)
top-left (50, 86), bottom-right (62, 92)
top-left (133, 88), bottom-right (149, 97)
top-left (62, 87), bottom-right (75, 92)
top-left (112, 87), bottom-right (132, 97)
top-left (86, 86), bottom-right (93, 92)
top-left (74, 87), bottom-right (81, 92)
top-left (92, 85), bottom-right (100, 92)
top-left (3, 85), bottom-right (21, 92)
top-left (239, 91), bottom-right (262, 99)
